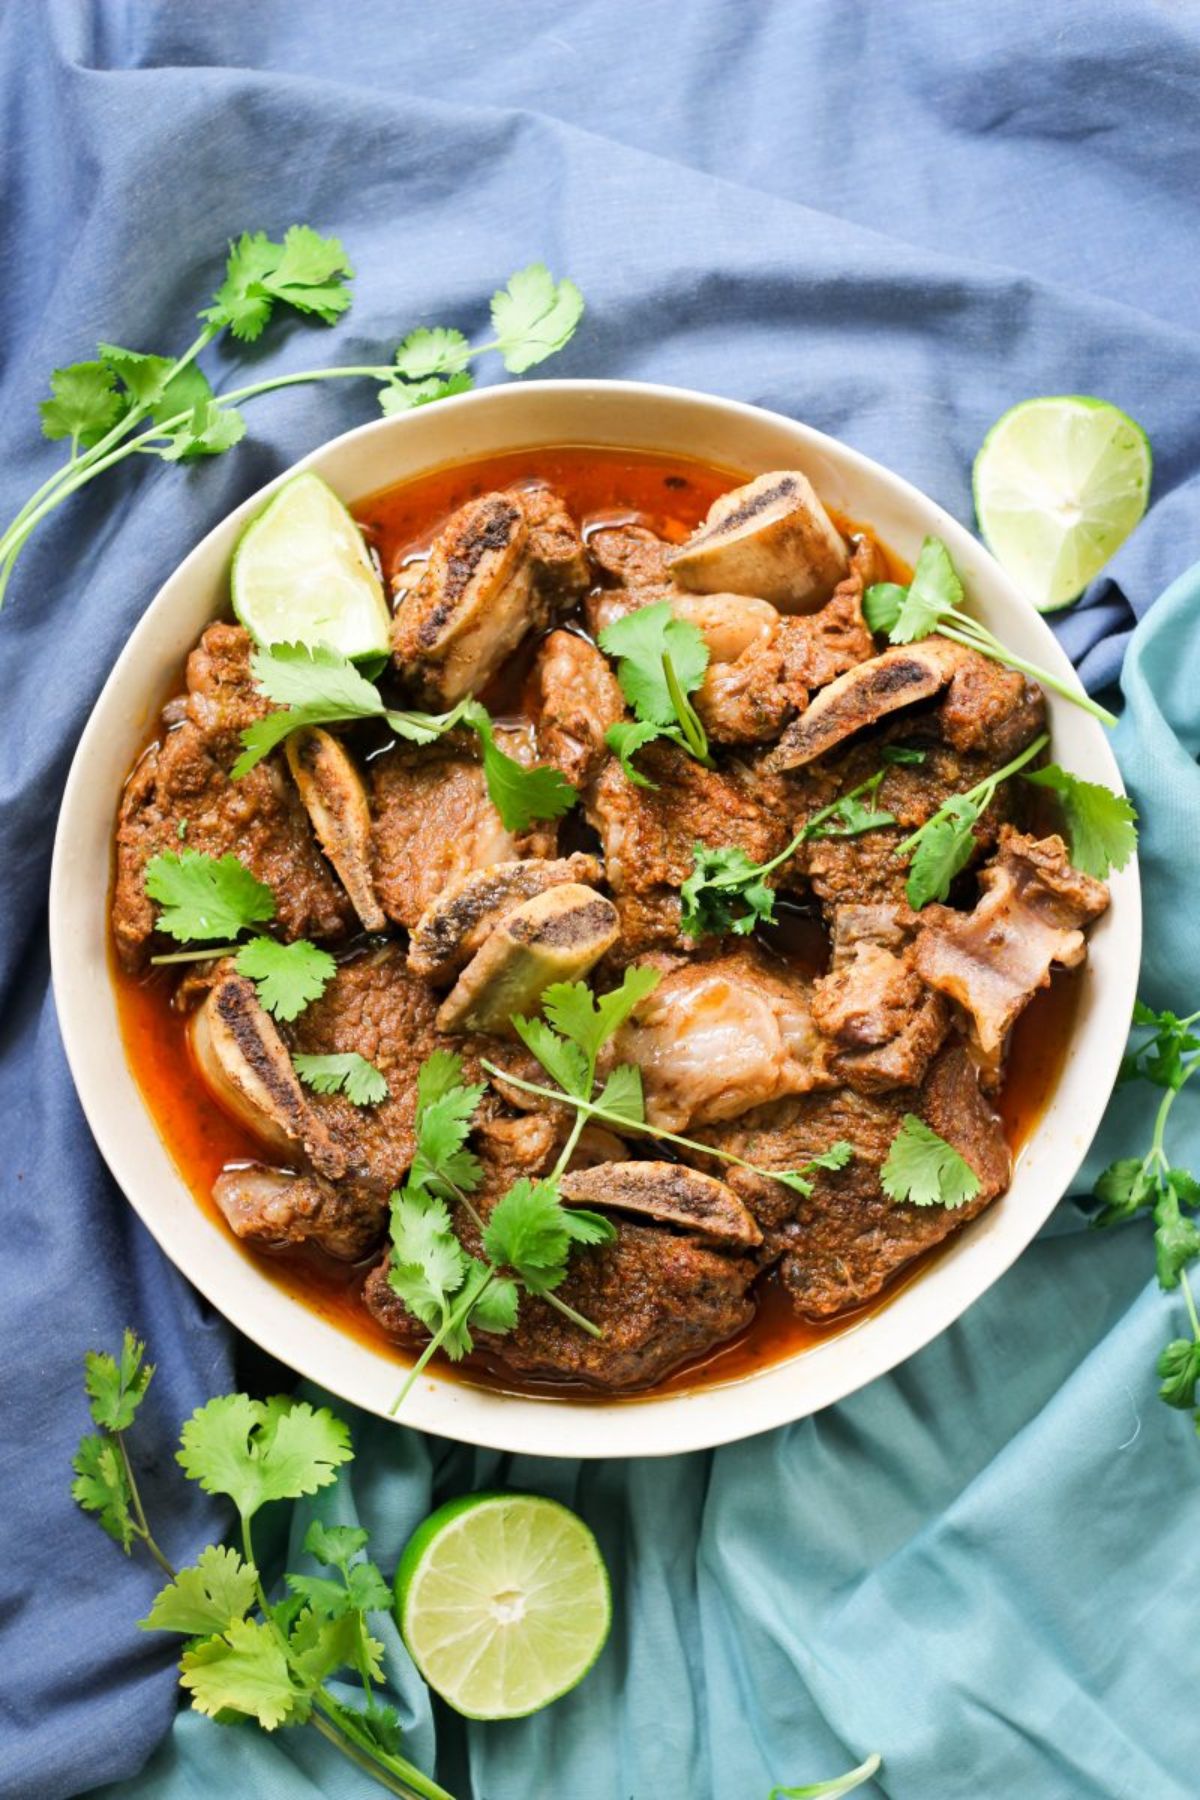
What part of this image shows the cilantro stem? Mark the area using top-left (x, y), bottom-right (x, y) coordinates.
top-left (150, 942), bottom-right (245, 965)
top-left (480, 1059), bottom-right (813, 1190)
top-left (662, 649), bottom-right (714, 766)
top-left (538, 1289), bottom-right (605, 1339)
top-left (1182, 1267), bottom-right (1200, 1342)
top-left (389, 1274), bottom-right (494, 1416)
top-left (701, 767), bottom-right (897, 900)
top-left (892, 731), bottom-right (1048, 861)
top-left (940, 617), bottom-right (1117, 728)
top-left (114, 1430), bottom-right (176, 1580)
top-left (311, 1697), bottom-right (455, 1800)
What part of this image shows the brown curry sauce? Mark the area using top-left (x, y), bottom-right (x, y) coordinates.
top-left (111, 446), bottom-right (1080, 1400)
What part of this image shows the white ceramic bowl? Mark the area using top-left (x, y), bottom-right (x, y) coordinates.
top-left (50, 380), bottom-right (1141, 1457)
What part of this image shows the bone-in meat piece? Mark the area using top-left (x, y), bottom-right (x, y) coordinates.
top-left (285, 728), bottom-right (385, 932)
top-left (408, 853), bottom-right (603, 982)
top-left (530, 630), bottom-right (625, 788)
top-left (669, 471), bottom-right (849, 613)
top-left (189, 973), bottom-right (347, 1178)
top-left (559, 1161), bottom-right (762, 1248)
top-left (768, 638), bottom-right (969, 770)
top-left (391, 492), bottom-right (533, 704)
top-left (811, 903), bottom-right (949, 1092)
top-left (915, 829), bottom-right (1110, 1058)
top-left (437, 884), bottom-right (621, 1035)
top-left (212, 1165), bottom-right (386, 1261)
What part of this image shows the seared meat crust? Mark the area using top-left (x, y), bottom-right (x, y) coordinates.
top-left (113, 625), bottom-right (354, 970)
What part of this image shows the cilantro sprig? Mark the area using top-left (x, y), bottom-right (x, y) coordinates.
top-left (386, 1050), bottom-right (616, 1414)
top-left (879, 1116), bottom-right (981, 1210)
top-left (143, 849), bottom-right (337, 1022)
top-left (679, 768), bottom-right (897, 939)
top-left (2, 248), bottom-right (583, 613)
top-left (864, 536), bottom-right (1117, 728)
top-left (294, 1053), bottom-right (390, 1107)
top-left (72, 1341), bottom-right (454, 1799)
top-left (599, 602), bottom-right (715, 782)
top-left (235, 642), bottom-right (576, 835)
top-left (892, 732), bottom-right (1049, 909)
top-left (1093, 1001), bottom-right (1200, 1435)
top-left (480, 970), bottom-right (855, 1196)
top-left (1023, 763), bottom-right (1138, 879)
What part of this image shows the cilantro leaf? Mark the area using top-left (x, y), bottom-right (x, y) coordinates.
top-left (389, 1191), bottom-right (469, 1337)
top-left (541, 965), bottom-right (661, 1067)
top-left (680, 844), bottom-right (778, 939)
top-left (490, 264), bottom-right (585, 373)
top-left (880, 1114), bottom-right (981, 1209)
top-left (1157, 1338), bottom-right (1200, 1410)
top-left (865, 537), bottom-right (960, 644)
top-left (809, 793), bottom-right (896, 840)
top-left (84, 1329), bottom-right (154, 1432)
top-left (180, 1617), bottom-right (301, 1729)
top-left (289, 1606), bottom-right (383, 1689)
top-left (510, 1015), bottom-right (591, 1099)
top-left (1024, 764), bottom-right (1138, 878)
top-left (141, 1545), bottom-right (260, 1636)
top-left (1093, 1156), bottom-right (1154, 1226)
top-left (71, 1434), bottom-right (134, 1550)
top-left (483, 1178), bottom-right (571, 1280)
top-left (903, 794), bottom-right (982, 909)
top-left (202, 228), bottom-right (353, 342)
top-left (595, 1062), bottom-right (645, 1124)
top-left (177, 1394), bottom-right (353, 1517)
top-left (40, 361), bottom-right (123, 446)
top-left (251, 640), bottom-right (386, 713)
top-left (379, 371), bottom-right (475, 413)
top-left (294, 1052), bottom-right (389, 1106)
top-left (1153, 1179), bottom-right (1200, 1289)
top-left (393, 327), bottom-right (472, 379)
top-left (1119, 1004), bottom-right (1200, 1092)
top-left (560, 1207), bottom-right (618, 1247)
top-left (806, 1140), bottom-right (856, 1173)
top-left (599, 603), bottom-right (709, 729)
top-left (234, 938), bottom-right (336, 1022)
top-left (145, 849), bottom-right (276, 942)
top-left (604, 719), bottom-right (666, 788)
top-left (469, 1275), bottom-right (521, 1336)
top-left (159, 398), bottom-right (247, 462)
top-left (460, 701), bottom-right (578, 833)
top-left (881, 745), bottom-right (927, 766)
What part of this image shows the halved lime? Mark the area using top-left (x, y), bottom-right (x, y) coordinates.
top-left (394, 1492), bottom-right (611, 1720)
top-left (231, 471), bottom-right (391, 658)
top-left (973, 396), bottom-right (1151, 612)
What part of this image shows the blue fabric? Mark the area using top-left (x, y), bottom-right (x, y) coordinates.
top-left (2, 3), bottom-right (1199, 1797)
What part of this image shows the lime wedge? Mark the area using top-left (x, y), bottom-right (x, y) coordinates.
top-left (231, 471), bottom-right (391, 658)
top-left (973, 396), bottom-right (1151, 612)
top-left (394, 1492), bottom-right (611, 1720)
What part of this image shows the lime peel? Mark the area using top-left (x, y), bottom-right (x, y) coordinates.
top-left (394, 1491), bottom-right (611, 1720)
top-left (231, 470), bottom-right (391, 658)
top-left (973, 395), bottom-right (1151, 613)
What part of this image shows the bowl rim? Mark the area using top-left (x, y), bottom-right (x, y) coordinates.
top-left (49, 377), bottom-right (1141, 1457)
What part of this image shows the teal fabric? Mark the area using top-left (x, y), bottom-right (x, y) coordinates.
top-left (100, 579), bottom-right (1200, 1800)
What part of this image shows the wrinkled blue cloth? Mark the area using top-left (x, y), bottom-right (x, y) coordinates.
top-left (3, 4), bottom-right (1200, 1798)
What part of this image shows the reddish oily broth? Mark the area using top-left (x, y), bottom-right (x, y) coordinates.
top-left (111, 445), bottom-right (1080, 1401)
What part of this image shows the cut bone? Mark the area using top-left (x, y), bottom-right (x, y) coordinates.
top-left (408, 853), bottom-right (603, 983)
top-left (767, 638), bottom-right (967, 769)
top-left (190, 973), bottom-right (346, 1177)
top-left (391, 492), bottom-right (533, 704)
top-left (668, 471), bottom-right (849, 613)
top-left (559, 1160), bottom-right (762, 1248)
top-left (285, 728), bottom-right (386, 932)
top-left (436, 884), bottom-right (620, 1034)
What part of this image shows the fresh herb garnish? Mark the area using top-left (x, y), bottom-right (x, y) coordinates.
top-left (679, 769), bottom-right (896, 939)
top-left (386, 1050), bottom-right (616, 1413)
top-left (879, 1115), bottom-right (981, 1210)
top-left (2, 250), bottom-right (583, 613)
top-left (893, 732), bottom-right (1048, 909)
top-left (143, 849), bottom-right (336, 1021)
top-left (72, 1336), bottom-right (454, 1799)
top-left (232, 938), bottom-right (338, 1023)
top-left (234, 643), bottom-right (576, 835)
top-left (481, 970), bottom-right (854, 1196)
top-left (598, 602), bottom-right (714, 779)
top-left (1094, 1001), bottom-right (1200, 1435)
top-left (1023, 762), bottom-right (1138, 878)
top-left (768, 1752), bottom-right (883, 1799)
top-left (864, 536), bottom-right (1117, 728)
top-left (294, 1053), bottom-right (389, 1107)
